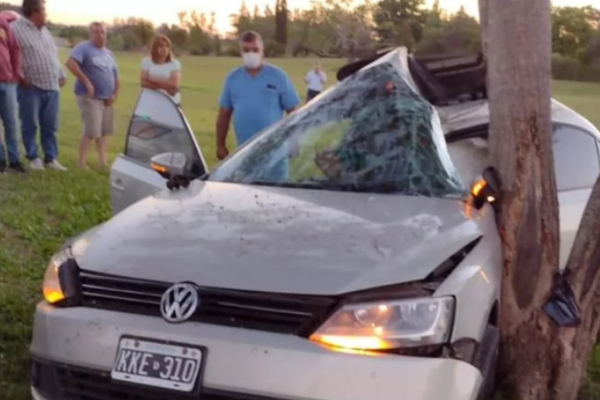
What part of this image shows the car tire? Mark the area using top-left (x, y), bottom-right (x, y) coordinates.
top-left (473, 324), bottom-right (500, 400)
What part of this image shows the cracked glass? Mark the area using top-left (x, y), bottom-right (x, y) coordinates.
top-left (209, 50), bottom-right (467, 198)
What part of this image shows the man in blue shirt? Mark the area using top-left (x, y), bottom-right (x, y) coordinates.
top-left (66, 22), bottom-right (119, 170)
top-left (216, 31), bottom-right (300, 172)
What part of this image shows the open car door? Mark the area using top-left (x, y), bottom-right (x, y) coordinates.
top-left (110, 89), bottom-right (208, 215)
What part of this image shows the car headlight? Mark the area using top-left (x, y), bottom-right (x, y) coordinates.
top-left (310, 297), bottom-right (455, 351)
top-left (42, 248), bottom-right (80, 306)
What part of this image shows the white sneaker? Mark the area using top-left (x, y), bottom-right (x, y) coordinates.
top-left (46, 160), bottom-right (68, 171)
top-left (29, 158), bottom-right (45, 170)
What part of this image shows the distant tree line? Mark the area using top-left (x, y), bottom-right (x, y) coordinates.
top-left (2, 0), bottom-right (600, 82)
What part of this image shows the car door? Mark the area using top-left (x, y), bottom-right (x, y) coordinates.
top-left (553, 124), bottom-right (600, 269)
top-left (110, 89), bottom-right (208, 215)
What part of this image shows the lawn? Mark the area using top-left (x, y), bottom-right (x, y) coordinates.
top-left (1, 51), bottom-right (600, 398)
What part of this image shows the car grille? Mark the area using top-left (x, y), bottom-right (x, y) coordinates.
top-left (33, 360), bottom-right (284, 400)
top-left (79, 270), bottom-right (338, 336)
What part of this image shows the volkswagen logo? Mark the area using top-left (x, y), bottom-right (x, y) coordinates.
top-left (160, 283), bottom-right (199, 323)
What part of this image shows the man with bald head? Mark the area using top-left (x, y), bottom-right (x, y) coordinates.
top-left (66, 22), bottom-right (119, 170)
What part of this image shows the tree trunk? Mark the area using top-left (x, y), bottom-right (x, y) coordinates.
top-left (488, 0), bottom-right (600, 398)
top-left (487, 0), bottom-right (561, 398)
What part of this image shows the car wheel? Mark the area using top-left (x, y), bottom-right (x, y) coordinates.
top-left (474, 324), bottom-right (500, 400)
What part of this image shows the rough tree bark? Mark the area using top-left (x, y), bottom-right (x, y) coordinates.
top-left (484, 0), bottom-right (600, 398)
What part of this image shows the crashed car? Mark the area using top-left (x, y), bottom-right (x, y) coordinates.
top-left (31, 48), bottom-right (600, 400)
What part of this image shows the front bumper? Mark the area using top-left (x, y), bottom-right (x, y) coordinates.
top-left (31, 302), bottom-right (483, 400)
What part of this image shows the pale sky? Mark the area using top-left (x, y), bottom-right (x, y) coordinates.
top-left (4, 0), bottom-right (600, 33)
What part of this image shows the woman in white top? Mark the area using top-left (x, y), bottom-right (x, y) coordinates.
top-left (140, 35), bottom-right (182, 104)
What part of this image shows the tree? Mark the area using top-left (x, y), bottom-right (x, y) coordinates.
top-left (158, 24), bottom-right (189, 51)
top-left (112, 18), bottom-right (143, 50)
top-left (417, 6), bottom-right (481, 56)
top-left (264, 4), bottom-right (274, 18)
top-left (275, 0), bottom-right (289, 48)
top-left (373, 0), bottom-right (426, 50)
top-left (58, 25), bottom-right (88, 46)
top-left (107, 34), bottom-right (125, 51)
top-left (0, 2), bottom-right (19, 13)
top-left (253, 4), bottom-right (261, 20)
top-left (309, 0), bottom-right (377, 60)
top-left (424, 0), bottom-right (443, 29)
top-left (132, 19), bottom-right (155, 48)
top-left (586, 28), bottom-right (600, 66)
top-left (552, 6), bottom-right (600, 60)
top-left (231, 1), bottom-right (252, 34)
top-left (483, 0), bottom-right (600, 398)
top-left (478, 0), bottom-right (489, 55)
top-left (185, 11), bottom-right (216, 55)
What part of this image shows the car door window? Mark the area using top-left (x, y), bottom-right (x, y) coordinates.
top-left (125, 89), bottom-right (207, 177)
top-left (553, 124), bottom-right (600, 191)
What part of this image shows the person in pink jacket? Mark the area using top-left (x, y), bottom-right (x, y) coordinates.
top-left (0, 10), bottom-right (24, 173)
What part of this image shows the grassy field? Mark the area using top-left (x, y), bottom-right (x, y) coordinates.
top-left (1, 51), bottom-right (600, 398)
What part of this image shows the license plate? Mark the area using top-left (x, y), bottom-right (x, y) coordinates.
top-left (111, 337), bottom-right (204, 392)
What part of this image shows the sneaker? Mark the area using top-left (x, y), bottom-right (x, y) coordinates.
top-left (8, 162), bottom-right (26, 173)
top-left (30, 158), bottom-right (45, 170)
top-left (45, 160), bottom-right (68, 171)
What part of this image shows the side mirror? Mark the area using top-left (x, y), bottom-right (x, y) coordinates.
top-left (470, 166), bottom-right (502, 210)
top-left (150, 152), bottom-right (191, 190)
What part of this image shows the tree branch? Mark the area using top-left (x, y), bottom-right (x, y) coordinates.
top-left (566, 175), bottom-right (600, 304)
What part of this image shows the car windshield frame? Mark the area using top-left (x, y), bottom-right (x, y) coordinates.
top-left (208, 49), bottom-right (468, 200)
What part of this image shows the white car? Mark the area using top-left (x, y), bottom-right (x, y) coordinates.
top-left (30, 48), bottom-right (599, 400)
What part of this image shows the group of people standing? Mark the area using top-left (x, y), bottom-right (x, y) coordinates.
top-left (0, 0), bottom-right (66, 173)
top-left (0, 0), bottom-right (328, 174)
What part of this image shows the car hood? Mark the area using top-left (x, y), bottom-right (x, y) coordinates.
top-left (73, 181), bottom-right (483, 295)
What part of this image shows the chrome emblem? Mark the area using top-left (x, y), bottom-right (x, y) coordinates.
top-left (160, 283), bottom-right (199, 323)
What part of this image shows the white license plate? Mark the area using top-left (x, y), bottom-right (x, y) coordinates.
top-left (111, 337), bottom-right (204, 392)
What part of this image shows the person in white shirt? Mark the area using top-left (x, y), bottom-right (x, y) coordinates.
top-left (140, 35), bottom-right (181, 104)
top-left (304, 61), bottom-right (327, 103)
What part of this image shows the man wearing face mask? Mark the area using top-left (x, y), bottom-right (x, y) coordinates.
top-left (216, 31), bottom-right (300, 161)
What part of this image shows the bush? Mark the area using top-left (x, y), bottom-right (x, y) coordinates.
top-left (222, 46), bottom-right (240, 57)
top-left (69, 37), bottom-right (85, 47)
top-left (552, 54), bottom-right (600, 83)
top-left (264, 41), bottom-right (286, 58)
top-left (189, 46), bottom-right (212, 56)
top-left (107, 34), bottom-right (125, 52)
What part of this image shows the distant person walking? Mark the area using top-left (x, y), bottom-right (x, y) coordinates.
top-left (11, 0), bottom-right (67, 171)
top-left (141, 35), bottom-right (181, 104)
top-left (66, 22), bottom-right (119, 170)
top-left (304, 61), bottom-right (327, 103)
top-left (0, 10), bottom-right (25, 173)
top-left (216, 30), bottom-right (300, 163)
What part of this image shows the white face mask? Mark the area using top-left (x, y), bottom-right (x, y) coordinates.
top-left (242, 52), bottom-right (262, 69)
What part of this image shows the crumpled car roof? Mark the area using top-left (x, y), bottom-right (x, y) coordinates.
top-left (313, 49), bottom-right (467, 198)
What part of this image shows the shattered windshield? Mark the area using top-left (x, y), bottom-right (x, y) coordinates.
top-left (209, 50), bottom-right (467, 198)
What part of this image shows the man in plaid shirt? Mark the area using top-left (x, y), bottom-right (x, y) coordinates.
top-left (11, 0), bottom-right (67, 171)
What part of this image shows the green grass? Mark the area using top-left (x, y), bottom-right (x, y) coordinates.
top-left (2, 51), bottom-right (600, 398)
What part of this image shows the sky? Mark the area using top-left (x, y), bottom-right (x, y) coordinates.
top-left (3, 0), bottom-right (600, 33)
